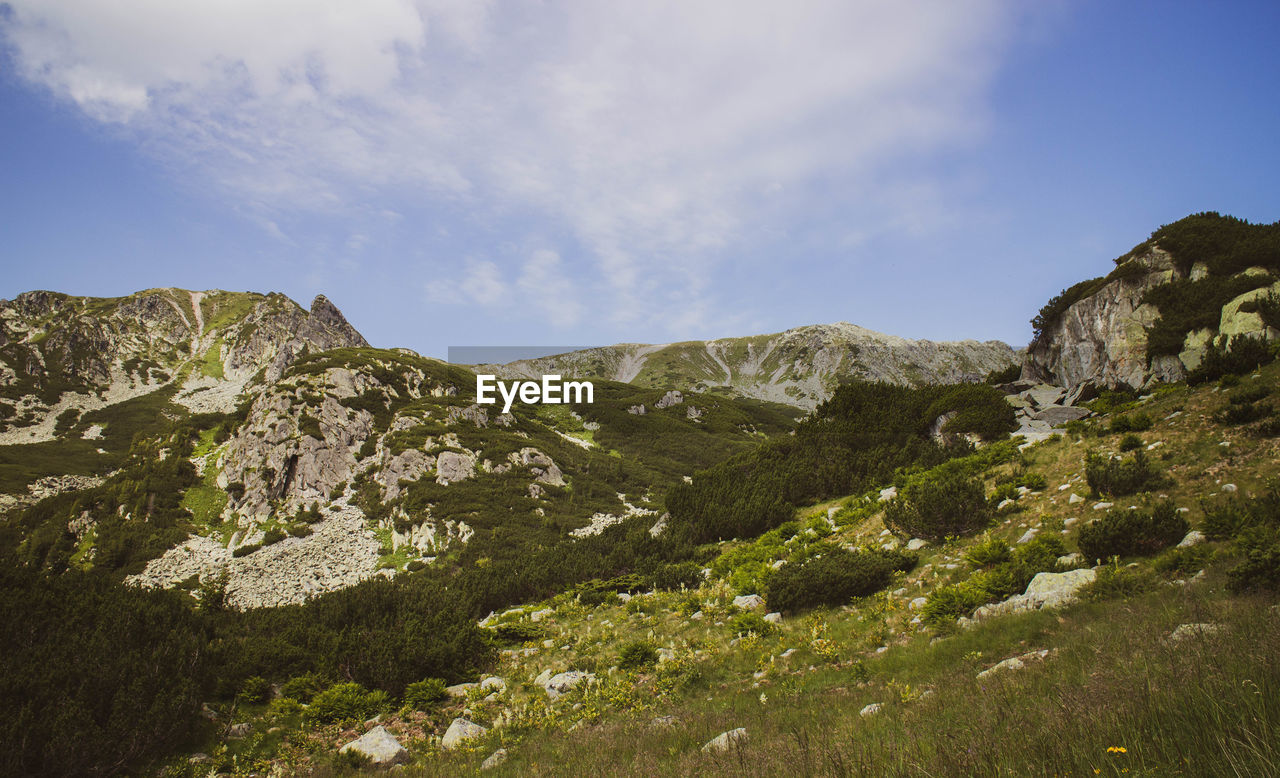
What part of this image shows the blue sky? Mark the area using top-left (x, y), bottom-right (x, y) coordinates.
top-left (2, 1), bottom-right (1278, 358)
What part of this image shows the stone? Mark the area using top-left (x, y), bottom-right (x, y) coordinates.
top-left (1023, 384), bottom-right (1067, 408)
top-left (227, 722), bottom-right (251, 738)
top-left (701, 728), bottom-right (748, 753)
top-left (977, 649), bottom-right (1051, 679)
top-left (906, 538), bottom-right (927, 551)
top-left (657, 648), bottom-right (676, 663)
top-left (1168, 623), bottom-right (1222, 644)
top-left (878, 486), bottom-right (898, 502)
top-left (481, 748), bottom-right (509, 770)
top-left (859, 703), bottom-right (883, 717)
top-left (530, 608), bottom-right (553, 622)
top-left (1063, 381), bottom-right (1101, 407)
top-left (651, 715), bottom-right (678, 728)
top-left (340, 725), bottom-right (409, 765)
top-left (909, 597), bottom-right (928, 611)
top-left (543, 671), bottom-right (595, 699)
top-left (479, 676), bottom-right (507, 693)
top-left (763, 611), bottom-right (782, 624)
top-left (971, 568), bottom-right (1096, 621)
top-left (1177, 530), bottom-right (1206, 548)
top-left (1017, 529), bottom-right (1038, 544)
top-left (1032, 405), bottom-right (1091, 425)
top-left (1068, 493), bottom-right (1084, 504)
top-left (1220, 281), bottom-right (1280, 340)
top-left (1093, 502), bottom-right (1113, 510)
top-left (1056, 553), bottom-right (1085, 568)
top-left (655, 390), bottom-right (684, 408)
top-left (442, 718), bottom-right (488, 750)
top-left (445, 682), bottom-right (478, 698)
top-left (436, 450), bottom-right (477, 485)
top-left (1222, 483), bottom-right (1238, 493)
top-left (733, 594), bottom-right (765, 610)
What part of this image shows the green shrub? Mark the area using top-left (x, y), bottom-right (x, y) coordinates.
top-left (306, 682), bottom-right (389, 725)
top-left (1118, 434), bottom-right (1144, 452)
top-left (883, 470), bottom-right (993, 541)
top-left (618, 640), bottom-right (660, 670)
top-left (1255, 416), bottom-right (1280, 437)
top-left (403, 678), bottom-right (448, 710)
top-left (1216, 401), bottom-right (1272, 425)
top-left (1081, 560), bottom-right (1155, 601)
top-left (921, 583), bottom-right (989, 626)
top-left (965, 536), bottom-right (1012, 568)
top-left (647, 561), bottom-right (704, 591)
top-left (984, 364), bottom-right (1021, 384)
top-left (1188, 335), bottom-right (1276, 385)
top-left (765, 547), bottom-right (915, 612)
top-left (238, 675), bottom-right (272, 704)
top-left (727, 612), bottom-right (774, 637)
top-left (262, 527), bottom-right (286, 546)
top-left (1228, 385), bottom-right (1271, 404)
top-left (1228, 546), bottom-right (1280, 592)
top-left (990, 483), bottom-right (1020, 503)
top-left (1077, 502), bottom-right (1188, 562)
top-left (487, 622), bottom-right (544, 645)
top-left (1017, 472), bottom-right (1048, 491)
top-left (280, 672), bottom-right (327, 703)
top-left (1085, 450), bottom-right (1164, 497)
top-left (1110, 413), bottom-right (1153, 433)
top-left (1153, 546), bottom-right (1211, 577)
top-left (231, 542), bottom-right (261, 558)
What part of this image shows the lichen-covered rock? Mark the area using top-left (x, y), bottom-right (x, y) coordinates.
top-left (441, 718), bottom-right (487, 750)
top-left (702, 728), bottom-right (747, 753)
top-left (340, 725), bottom-right (408, 766)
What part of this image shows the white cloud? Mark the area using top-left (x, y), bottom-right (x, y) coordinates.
top-left (518, 249), bottom-right (582, 328)
top-left (3, 0), bottom-right (1018, 331)
top-left (425, 258), bottom-right (507, 306)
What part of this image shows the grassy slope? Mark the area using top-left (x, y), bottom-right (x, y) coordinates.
top-left (185, 359), bottom-right (1280, 776)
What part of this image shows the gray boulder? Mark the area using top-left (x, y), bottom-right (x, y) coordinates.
top-left (701, 728), bottom-right (748, 753)
top-left (1032, 405), bottom-right (1091, 424)
top-left (340, 725), bottom-right (409, 766)
top-left (543, 671), bottom-right (595, 699)
top-left (481, 748), bottom-right (509, 770)
top-left (441, 718), bottom-right (488, 750)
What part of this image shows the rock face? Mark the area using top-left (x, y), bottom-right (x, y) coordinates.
top-left (339, 726), bottom-right (408, 766)
top-left (474, 322), bottom-right (1018, 410)
top-left (1023, 248), bottom-right (1179, 390)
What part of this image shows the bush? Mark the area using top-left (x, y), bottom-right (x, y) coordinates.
top-left (765, 547), bottom-right (915, 612)
top-left (1085, 450), bottom-right (1164, 497)
top-left (306, 682), bottom-right (389, 725)
top-left (1187, 335), bottom-right (1276, 385)
top-left (231, 542), bottom-right (261, 558)
top-left (1110, 413), bottom-right (1153, 433)
top-left (618, 640), bottom-right (660, 670)
top-left (965, 536), bottom-right (1012, 568)
top-left (1118, 434), bottom-right (1144, 452)
top-left (726, 612), bottom-right (774, 637)
top-left (1081, 560), bottom-right (1155, 601)
top-left (1154, 546), bottom-right (1211, 577)
top-left (280, 672), bottom-right (327, 703)
top-left (238, 675), bottom-right (271, 704)
top-left (1077, 501), bottom-right (1188, 562)
top-left (921, 583), bottom-right (989, 626)
top-left (487, 622), bottom-right (544, 645)
top-left (984, 364), bottom-right (1021, 384)
top-left (883, 470), bottom-right (993, 541)
top-left (1216, 401), bottom-right (1272, 425)
top-left (403, 678), bottom-right (448, 710)
top-left (646, 561), bottom-right (704, 591)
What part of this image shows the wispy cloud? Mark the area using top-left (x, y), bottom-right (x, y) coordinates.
top-left (2, 0), bottom-right (1017, 335)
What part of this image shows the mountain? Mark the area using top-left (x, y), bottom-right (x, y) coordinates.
top-left (474, 322), bottom-right (1019, 410)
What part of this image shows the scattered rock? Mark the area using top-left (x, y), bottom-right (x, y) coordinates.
top-left (1168, 623), bottom-right (1223, 644)
top-left (651, 715), bottom-right (678, 728)
top-left (1222, 483), bottom-right (1238, 493)
top-left (1017, 528), bottom-right (1038, 544)
top-left (859, 703), bottom-right (883, 717)
top-left (878, 486), bottom-right (898, 502)
top-left (971, 568), bottom-right (1096, 621)
top-left (1056, 553), bottom-right (1085, 568)
top-left (1177, 530), bottom-right (1206, 548)
top-left (227, 722), bottom-right (251, 739)
top-left (543, 671), bottom-right (595, 699)
top-left (481, 748), bottom-right (509, 770)
top-left (1068, 493), bottom-right (1084, 504)
top-left (909, 597), bottom-right (928, 611)
top-left (702, 728), bottom-right (748, 754)
top-left (442, 718), bottom-right (488, 750)
top-left (340, 725), bottom-right (409, 766)
top-left (480, 676), bottom-right (507, 693)
top-left (1093, 502), bottom-right (1113, 510)
top-left (906, 538), bottom-right (927, 551)
top-left (763, 611), bottom-right (783, 624)
top-left (732, 594), bottom-right (765, 610)
top-left (977, 649), bottom-right (1052, 679)
top-left (445, 682), bottom-right (478, 698)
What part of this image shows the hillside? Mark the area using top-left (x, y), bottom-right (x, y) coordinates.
top-left (143, 327), bottom-right (1280, 777)
top-left (474, 322), bottom-right (1019, 410)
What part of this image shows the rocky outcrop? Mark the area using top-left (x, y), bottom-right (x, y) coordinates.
top-left (1023, 249), bottom-right (1180, 390)
top-left (339, 726), bottom-right (408, 766)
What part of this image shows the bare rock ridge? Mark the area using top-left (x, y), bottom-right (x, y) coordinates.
top-left (475, 322), bottom-right (1019, 410)
top-left (1024, 220), bottom-right (1279, 392)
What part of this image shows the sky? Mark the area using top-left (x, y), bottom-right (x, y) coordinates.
top-left (1, 1), bottom-right (1278, 358)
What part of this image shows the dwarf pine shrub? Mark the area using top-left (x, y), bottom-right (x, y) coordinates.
top-left (403, 678), bottom-right (448, 710)
top-left (1085, 450), bottom-right (1164, 497)
top-left (306, 682), bottom-right (389, 725)
top-left (1077, 501), bottom-right (1188, 562)
top-left (883, 470), bottom-right (992, 541)
top-left (765, 547), bottom-right (916, 613)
